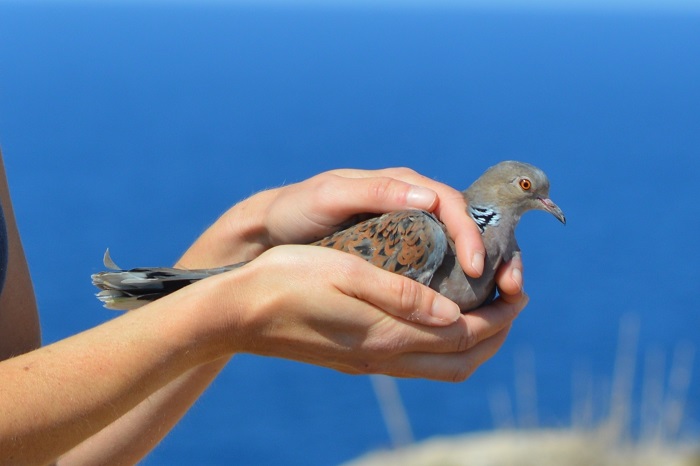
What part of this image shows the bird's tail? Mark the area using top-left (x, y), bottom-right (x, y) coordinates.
top-left (91, 249), bottom-right (245, 311)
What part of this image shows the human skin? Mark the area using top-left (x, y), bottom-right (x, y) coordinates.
top-left (0, 153), bottom-right (526, 466)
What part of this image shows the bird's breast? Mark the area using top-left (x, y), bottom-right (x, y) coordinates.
top-left (428, 225), bottom-right (517, 312)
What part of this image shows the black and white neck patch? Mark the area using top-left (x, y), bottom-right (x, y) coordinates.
top-left (469, 205), bottom-right (501, 233)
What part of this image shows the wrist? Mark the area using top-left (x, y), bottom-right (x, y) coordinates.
top-left (190, 255), bottom-right (290, 357)
top-left (149, 276), bottom-right (240, 361)
top-left (222, 187), bottom-right (280, 255)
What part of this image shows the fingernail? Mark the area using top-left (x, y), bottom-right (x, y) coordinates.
top-left (406, 186), bottom-right (437, 209)
top-left (511, 266), bottom-right (523, 291)
top-left (471, 251), bottom-right (484, 276)
top-left (431, 295), bottom-right (461, 323)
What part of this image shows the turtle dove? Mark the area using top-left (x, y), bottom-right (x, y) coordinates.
top-left (92, 161), bottom-right (565, 311)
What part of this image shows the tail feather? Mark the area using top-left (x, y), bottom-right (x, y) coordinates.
top-left (92, 251), bottom-right (245, 310)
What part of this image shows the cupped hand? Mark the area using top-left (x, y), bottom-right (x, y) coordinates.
top-left (260, 168), bottom-right (486, 278)
top-left (201, 245), bottom-right (527, 381)
top-left (179, 167), bottom-right (525, 329)
top-left (188, 168), bottom-right (487, 275)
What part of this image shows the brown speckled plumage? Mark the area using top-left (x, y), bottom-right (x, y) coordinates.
top-left (312, 210), bottom-right (447, 285)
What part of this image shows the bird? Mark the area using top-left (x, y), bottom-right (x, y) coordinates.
top-left (92, 161), bottom-right (565, 311)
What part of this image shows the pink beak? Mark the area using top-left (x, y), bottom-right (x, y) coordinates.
top-left (538, 197), bottom-right (566, 225)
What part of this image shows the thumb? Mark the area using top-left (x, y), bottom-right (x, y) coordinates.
top-left (337, 257), bottom-right (460, 327)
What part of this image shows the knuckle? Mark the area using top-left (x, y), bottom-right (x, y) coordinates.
top-left (391, 278), bottom-right (424, 316)
top-left (314, 173), bottom-right (338, 194)
top-left (323, 168), bottom-right (344, 177)
top-left (368, 176), bottom-right (401, 203)
top-left (341, 254), bottom-right (367, 278)
top-left (391, 166), bottom-right (419, 178)
top-left (313, 174), bottom-right (341, 204)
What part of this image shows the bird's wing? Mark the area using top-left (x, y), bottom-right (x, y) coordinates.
top-left (313, 210), bottom-right (448, 285)
top-left (93, 210), bottom-right (448, 310)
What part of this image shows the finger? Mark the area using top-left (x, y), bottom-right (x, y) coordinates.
top-left (455, 293), bottom-right (526, 348)
top-left (313, 173), bottom-right (439, 219)
top-left (369, 326), bottom-right (512, 381)
top-left (433, 190), bottom-right (485, 278)
top-left (494, 251), bottom-right (524, 302)
top-left (372, 288), bottom-right (526, 355)
top-left (344, 273), bottom-right (527, 355)
top-left (267, 173), bottom-right (441, 245)
top-left (331, 167), bottom-right (486, 278)
top-left (337, 256), bottom-right (461, 327)
top-left (368, 168), bottom-right (486, 277)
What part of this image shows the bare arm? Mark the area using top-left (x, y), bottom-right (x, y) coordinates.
top-left (59, 168), bottom-right (526, 465)
top-left (0, 243), bottom-right (525, 466)
top-left (55, 171), bottom-right (452, 465)
top-left (0, 155), bottom-right (525, 465)
top-left (0, 285), bottom-right (226, 465)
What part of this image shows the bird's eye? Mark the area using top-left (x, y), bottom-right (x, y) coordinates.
top-left (519, 178), bottom-right (532, 191)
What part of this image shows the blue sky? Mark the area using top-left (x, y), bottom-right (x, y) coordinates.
top-left (227, 0), bottom-right (700, 10)
top-left (3, 0), bottom-right (700, 12)
top-left (1, 3), bottom-right (698, 462)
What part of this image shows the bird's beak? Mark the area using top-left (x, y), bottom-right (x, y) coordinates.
top-left (538, 197), bottom-right (566, 225)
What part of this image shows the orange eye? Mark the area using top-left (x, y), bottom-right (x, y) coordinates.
top-left (519, 178), bottom-right (532, 191)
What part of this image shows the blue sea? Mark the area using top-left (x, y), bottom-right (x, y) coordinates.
top-left (1, 2), bottom-right (698, 464)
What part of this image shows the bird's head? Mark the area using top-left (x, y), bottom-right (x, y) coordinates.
top-left (466, 160), bottom-right (566, 226)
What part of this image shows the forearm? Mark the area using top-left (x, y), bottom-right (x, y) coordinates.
top-left (57, 356), bottom-right (229, 466)
top-left (0, 161), bottom-right (523, 466)
top-left (0, 290), bottom-right (223, 466)
top-left (57, 204), bottom-right (267, 465)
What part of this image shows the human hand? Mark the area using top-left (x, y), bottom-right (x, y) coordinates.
top-left (260, 168), bottom-right (487, 278)
top-left (194, 245), bottom-right (527, 381)
top-left (177, 167), bottom-right (525, 326)
top-left (185, 168), bottom-right (488, 277)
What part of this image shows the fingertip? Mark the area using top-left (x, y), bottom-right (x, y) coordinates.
top-left (453, 230), bottom-right (485, 278)
top-left (406, 185), bottom-right (438, 211)
top-left (469, 250), bottom-right (485, 278)
top-left (510, 250), bottom-right (524, 274)
top-left (363, 178), bottom-right (440, 214)
top-left (462, 224), bottom-right (486, 278)
top-left (358, 267), bottom-right (460, 327)
top-left (428, 294), bottom-right (461, 326)
top-left (405, 291), bottom-right (460, 327)
top-left (495, 251), bottom-right (524, 297)
top-left (510, 266), bottom-right (523, 292)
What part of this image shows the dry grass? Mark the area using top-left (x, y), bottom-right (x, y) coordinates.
top-left (344, 428), bottom-right (700, 466)
top-left (345, 316), bottom-right (699, 466)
